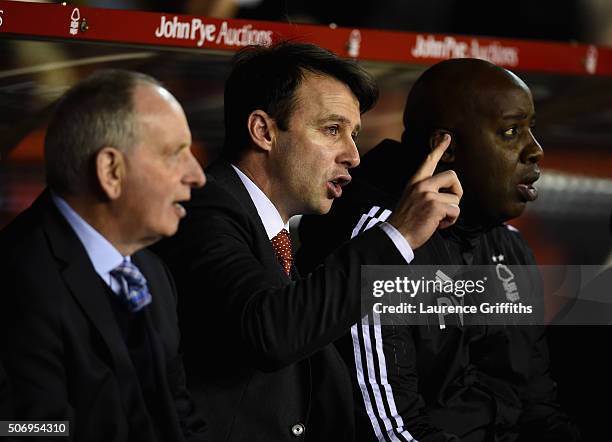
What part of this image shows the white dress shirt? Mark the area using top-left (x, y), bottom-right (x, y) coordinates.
top-left (232, 165), bottom-right (289, 240)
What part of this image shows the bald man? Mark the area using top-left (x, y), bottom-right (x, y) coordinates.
top-left (298, 59), bottom-right (580, 441)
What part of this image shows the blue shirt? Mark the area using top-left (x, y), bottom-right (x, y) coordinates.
top-left (52, 193), bottom-right (127, 294)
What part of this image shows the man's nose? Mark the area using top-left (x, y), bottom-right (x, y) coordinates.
top-left (520, 130), bottom-right (544, 164)
top-left (185, 153), bottom-right (206, 188)
top-left (341, 136), bottom-right (361, 169)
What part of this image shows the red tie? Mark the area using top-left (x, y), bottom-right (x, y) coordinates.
top-left (271, 228), bottom-right (293, 277)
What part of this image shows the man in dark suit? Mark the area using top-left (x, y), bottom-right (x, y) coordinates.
top-left (0, 70), bottom-right (208, 441)
top-left (153, 42), bottom-right (463, 441)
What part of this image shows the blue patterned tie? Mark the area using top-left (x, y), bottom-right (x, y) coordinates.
top-left (110, 259), bottom-right (152, 312)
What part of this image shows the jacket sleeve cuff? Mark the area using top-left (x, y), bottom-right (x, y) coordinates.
top-left (378, 222), bottom-right (414, 264)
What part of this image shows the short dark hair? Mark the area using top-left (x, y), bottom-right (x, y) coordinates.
top-left (222, 41), bottom-right (379, 161)
top-left (44, 69), bottom-right (161, 195)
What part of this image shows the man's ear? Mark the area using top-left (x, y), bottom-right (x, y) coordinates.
top-left (430, 129), bottom-right (455, 164)
top-left (95, 146), bottom-right (125, 200)
top-left (247, 110), bottom-right (277, 152)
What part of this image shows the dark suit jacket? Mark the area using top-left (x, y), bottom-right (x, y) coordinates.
top-left (0, 362), bottom-right (11, 420)
top-left (152, 160), bottom-right (407, 441)
top-left (0, 190), bottom-right (207, 442)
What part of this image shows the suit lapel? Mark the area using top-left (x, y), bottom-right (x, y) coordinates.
top-left (38, 192), bottom-right (156, 438)
top-left (133, 253), bottom-right (183, 440)
top-left (41, 193), bottom-right (130, 369)
top-left (142, 308), bottom-right (182, 440)
top-left (208, 160), bottom-right (291, 283)
top-left (206, 160), bottom-right (261, 223)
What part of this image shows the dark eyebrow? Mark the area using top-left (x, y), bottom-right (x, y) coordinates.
top-left (502, 112), bottom-right (530, 121)
top-left (317, 114), bottom-right (361, 133)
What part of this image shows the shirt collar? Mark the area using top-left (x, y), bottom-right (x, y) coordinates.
top-left (231, 164), bottom-right (289, 239)
top-left (51, 192), bottom-right (126, 283)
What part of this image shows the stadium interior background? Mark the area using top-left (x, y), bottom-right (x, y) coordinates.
top-left (2, 1), bottom-right (612, 440)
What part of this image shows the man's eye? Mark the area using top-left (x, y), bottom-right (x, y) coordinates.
top-left (327, 126), bottom-right (339, 136)
top-left (503, 127), bottom-right (517, 137)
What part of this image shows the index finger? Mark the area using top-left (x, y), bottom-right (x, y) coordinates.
top-left (409, 133), bottom-right (451, 185)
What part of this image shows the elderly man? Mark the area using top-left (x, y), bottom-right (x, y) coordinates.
top-left (0, 70), bottom-right (208, 441)
top-left (153, 42), bottom-right (462, 441)
top-left (298, 58), bottom-right (580, 441)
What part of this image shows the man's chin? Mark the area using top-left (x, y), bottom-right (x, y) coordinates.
top-left (499, 202), bottom-right (527, 223)
top-left (463, 201), bottom-right (526, 225)
top-left (154, 222), bottom-right (180, 241)
top-left (320, 199), bottom-right (335, 215)
top-left (138, 233), bottom-right (165, 253)
top-left (165, 223), bottom-right (180, 237)
top-left (302, 199), bottom-right (334, 216)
